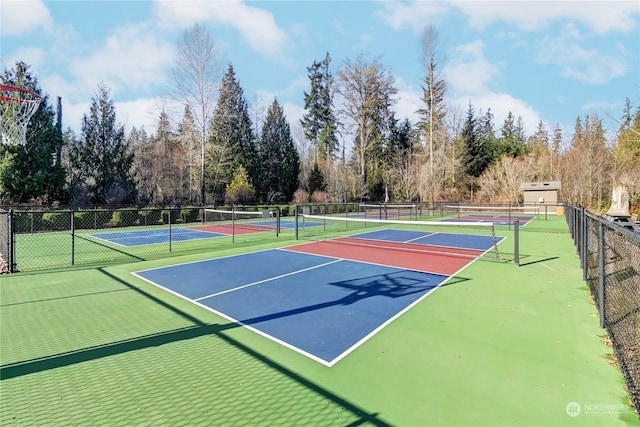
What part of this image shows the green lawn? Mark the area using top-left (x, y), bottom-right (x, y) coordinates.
top-left (1, 215), bottom-right (638, 426)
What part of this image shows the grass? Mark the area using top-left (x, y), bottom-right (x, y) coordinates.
top-left (1, 215), bottom-right (638, 426)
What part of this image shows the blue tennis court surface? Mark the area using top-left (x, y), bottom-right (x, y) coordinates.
top-left (92, 228), bottom-right (225, 247)
top-left (91, 219), bottom-right (325, 247)
top-left (134, 228), bottom-right (499, 366)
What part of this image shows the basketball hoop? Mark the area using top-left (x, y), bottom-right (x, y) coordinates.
top-left (0, 84), bottom-right (43, 146)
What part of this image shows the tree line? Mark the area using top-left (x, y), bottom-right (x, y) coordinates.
top-left (1, 24), bottom-right (639, 213)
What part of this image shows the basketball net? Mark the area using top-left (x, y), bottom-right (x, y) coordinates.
top-left (0, 84), bottom-right (43, 146)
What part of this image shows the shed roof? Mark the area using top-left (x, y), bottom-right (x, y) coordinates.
top-left (520, 181), bottom-right (561, 191)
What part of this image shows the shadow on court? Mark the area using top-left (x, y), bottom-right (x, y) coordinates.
top-left (0, 267), bottom-right (393, 427)
top-left (232, 271), bottom-right (434, 328)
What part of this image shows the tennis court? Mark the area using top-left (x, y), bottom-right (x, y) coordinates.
top-left (2, 213), bottom-right (638, 426)
top-left (90, 219), bottom-right (325, 247)
top-left (134, 228), bottom-right (501, 366)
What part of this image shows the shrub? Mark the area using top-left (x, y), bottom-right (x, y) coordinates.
top-left (139, 209), bottom-right (161, 225)
top-left (14, 212), bottom-right (42, 233)
top-left (73, 211), bottom-right (95, 230)
top-left (162, 209), bottom-right (181, 224)
top-left (181, 207), bottom-right (200, 223)
top-left (293, 188), bottom-right (309, 203)
top-left (94, 210), bottom-right (113, 228)
top-left (112, 209), bottom-right (139, 227)
top-left (42, 212), bottom-right (71, 231)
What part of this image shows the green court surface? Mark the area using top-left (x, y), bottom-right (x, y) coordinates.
top-left (1, 215), bottom-right (638, 426)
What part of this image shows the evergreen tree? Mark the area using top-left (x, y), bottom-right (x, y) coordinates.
top-left (208, 64), bottom-right (256, 204)
top-left (612, 102), bottom-right (640, 205)
top-left (382, 116), bottom-right (416, 201)
top-left (257, 98), bottom-right (300, 202)
top-left (307, 162), bottom-right (327, 195)
top-left (463, 103), bottom-right (489, 178)
top-left (499, 111), bottom-right (526, 157)
top-left (225, 165), bottom-right (255, 205)
top-left (301, 52), bottom-right (339, 166)
top-left (70, 83), bottom-right (136, 204)
top-left (0, 61), bottom-right (66, 203)
top-left (129, 126), bottom-right (152, 204)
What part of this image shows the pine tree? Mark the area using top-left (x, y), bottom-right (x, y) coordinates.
top-left (463, 103), bottom-right (485, 178)
top-left (499, 111), bottom-right (526, 157)
top-left (225, 165), bottom-right (255, 205)
top-left (301, 53), bottom-right (338, 167)
top-left (208, 64), bottom-right (256, 204)
top-left (71, 83), bottom-right (135, 204)
top-left (257, 98), bottom-right (300, 202)
top-left (307, 162), bottom-right (327, 195)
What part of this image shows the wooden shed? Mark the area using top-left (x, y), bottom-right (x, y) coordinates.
top-left (520, 181), bottom-right (562, 211)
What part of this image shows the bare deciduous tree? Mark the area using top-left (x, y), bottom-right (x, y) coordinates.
top-left (336, 54), bottom-right (396, 200)
top-left (417, 25), bottom-right (448, 204)
top-left (172, 23), bottom-right (224, 205)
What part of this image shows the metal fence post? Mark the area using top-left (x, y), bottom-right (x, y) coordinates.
top-left (514, 220), bottom-right (520, 266)
top-left (71, 211), bottom-right (75, 266)
top-left (295, 205), bottom-right (299, 240)
top-left (582, 215), bottom-right (588, 282)
top-left (168, 209), bottom-right (172, 252)
top-left (597, 222), bottom-right (605, 329)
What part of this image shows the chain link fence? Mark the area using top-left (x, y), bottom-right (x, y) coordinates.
top-left (0, 206), bottom-right (297, 272)
top-left (566, 204), bottom-right (640, 415)
top-left (0, 209), bottom-right (13, 273)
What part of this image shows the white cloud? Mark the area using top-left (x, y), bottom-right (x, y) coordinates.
top-left (393, 76), bottom-right (421, 123)
top-left (0, 0), bottom-right (53, 35)
top-left (55, 96), bottom-right (170, 135)
top-left (535, 25), bottom-right (629, 84)
top-left (116, 97), bottom-right (167, 133)
top-left (1, 47), bottom-right (46, 71)
top-left (70, 24), bottom-right (175, 96)
top-left (442, 40), bottom-right (541, 133)
top-left (451, 93), bottom-right (541, 136)
top-left (282, 102), bottom-right (304, 131)
top-left (451, 0), bottom-right (640, 34)
top-left (444, 40), bottom-right (501, 95)
top-left (375, 0), bottom-right (450, 34)
top-left (154, 0), bottom-right (288, 58)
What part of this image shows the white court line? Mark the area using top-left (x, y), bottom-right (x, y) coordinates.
top-left (404, 232), bottom-right (438, 243)
top-left (194, 259), bottom-right (343, 302)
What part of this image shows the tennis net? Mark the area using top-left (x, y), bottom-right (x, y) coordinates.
top-left (443, 204), bottom-right (540, 218)
top-left (296, 213), bottom-right (502, 261)
top-left (204, 208), bottom-right (279, 233)
top-left (359, 203), bottom-right (419, 220)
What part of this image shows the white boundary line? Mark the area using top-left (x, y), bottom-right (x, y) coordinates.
top-left (194, 259), bottom-right (342, 301)
top-left (131, 230), bottom-right (507, 367)
top-left (91, 227), bottom-right (225, 247)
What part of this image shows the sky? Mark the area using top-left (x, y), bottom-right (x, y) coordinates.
top-left (1, 0), bottom-right (639, 147)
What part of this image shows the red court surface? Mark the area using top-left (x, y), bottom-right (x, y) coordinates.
top-left (284, 237), bottom-right (484, 276)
